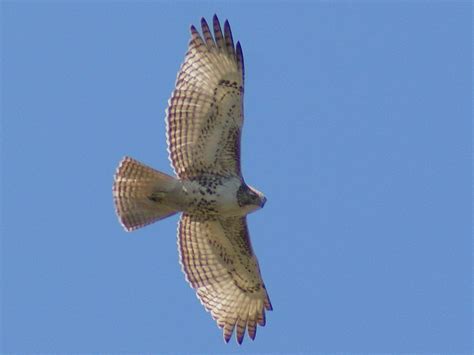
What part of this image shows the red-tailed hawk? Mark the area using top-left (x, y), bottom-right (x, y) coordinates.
top-left (113, 15), bottom-right (272, 344)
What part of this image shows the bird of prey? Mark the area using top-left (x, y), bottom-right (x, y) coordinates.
top-left (113, 15), bottom-right (272, 344)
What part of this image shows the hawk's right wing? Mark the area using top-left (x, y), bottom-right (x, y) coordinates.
top-left (166, 15), bottom-right (245, 179)
top-left (178, 213), bottom-right (272, 344)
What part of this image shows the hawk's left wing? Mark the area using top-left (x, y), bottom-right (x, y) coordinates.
top-left (178, 213), bottom-right (272, 344)
top-left (166, 15), bottom-right (245, 179)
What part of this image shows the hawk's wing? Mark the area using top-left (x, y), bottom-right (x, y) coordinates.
top-left (166, 15), bottom-right (245, 179)
top-left (178, 213), bottom-right (272, 344)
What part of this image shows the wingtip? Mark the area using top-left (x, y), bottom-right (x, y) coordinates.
top-left (223, 19), bottom-right (235, 54)
top-left (236, 41), bottom-right (243, 60)
top-left (257, 310), bottom-right (266, 326)
top-left (266, 299), bottom-right (273, 311)
top-left (236, 41), bottom-right (243, 59)
top-left (235, 319), bottom-right (246, 345)
top-left (248, 322), bottom-right (257, 341)
top-left (212, 14), bottom-right (222, 31)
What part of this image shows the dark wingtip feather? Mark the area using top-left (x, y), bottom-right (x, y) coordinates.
top-left (235, 316), bottom-right (246, 345)
top-left (200, 17), bottom-right (209, 37)
top-left (248, 321), bottom-right (257, 340)
top-left (223, 19), bottom-right (235, 55)
top-left (212, 14), bottom-right (224, 49)
top-left (189, 24), bottom-right (205, 49)
top-left (257, 310), bottom-right (266, 326)
top-left (265, 298), bottom-right (273, 311)
top-left (200, 17), bottom-right (214, 48)
top-left (200, 17), bottom-right (207, 35)
top-left (224, 19), bottom-right (232, 37)
top-left (236, 41), bottom-right (245, 81)
top-left (223, 321), bottom-right (235, 344)
top-left (212, 14), bottom-right (221, 33)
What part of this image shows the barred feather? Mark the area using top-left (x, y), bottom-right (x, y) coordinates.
top-left (113, 157), bottom-right (179, 231)
top-left (166, 15), bottom-right (245, 179)
top-left (178, 214), bottom-right (272, 344)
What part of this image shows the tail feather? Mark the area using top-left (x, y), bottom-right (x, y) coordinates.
top-left (113, 156), bottom-right (180, 231)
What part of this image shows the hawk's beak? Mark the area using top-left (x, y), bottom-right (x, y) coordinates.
top-left (260, 196), bottom-right (267, 208)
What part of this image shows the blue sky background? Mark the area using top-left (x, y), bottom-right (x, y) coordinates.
top-left (2, 1), bottom-right (471, 353)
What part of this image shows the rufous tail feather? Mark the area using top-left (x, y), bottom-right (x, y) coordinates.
top-left (113, 156), bottom-right (180, 231)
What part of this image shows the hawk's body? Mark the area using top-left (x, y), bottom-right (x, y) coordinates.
top-left (113, 15), bottom-right (271, 344)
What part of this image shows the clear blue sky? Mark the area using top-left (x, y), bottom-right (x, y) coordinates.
top-left (2, 1), bottom-right (471, 353)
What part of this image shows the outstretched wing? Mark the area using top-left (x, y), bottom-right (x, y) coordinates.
top-left (178, 214), bottom-right (272, 344)
top-left (166, 15), bottom-right (245, 179)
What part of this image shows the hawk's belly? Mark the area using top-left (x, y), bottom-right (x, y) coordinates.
top-left (181, 175), bottom-right (243, 217)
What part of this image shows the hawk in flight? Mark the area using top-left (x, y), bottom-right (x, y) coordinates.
top-left (113, 15), bottom-right (272, 344)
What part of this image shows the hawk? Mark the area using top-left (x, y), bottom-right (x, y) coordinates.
top-left (113, 15), bottom-right (272, 344)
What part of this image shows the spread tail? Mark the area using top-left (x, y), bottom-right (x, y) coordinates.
top-left (113, 156), bottom-right (181, 231)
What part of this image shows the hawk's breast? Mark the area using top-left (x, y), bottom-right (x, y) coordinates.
top-left (182, 175), bottom-right (243, 217)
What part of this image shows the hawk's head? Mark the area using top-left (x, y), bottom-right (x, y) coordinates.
top-left (237, 184), bottom-right (266, 213)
